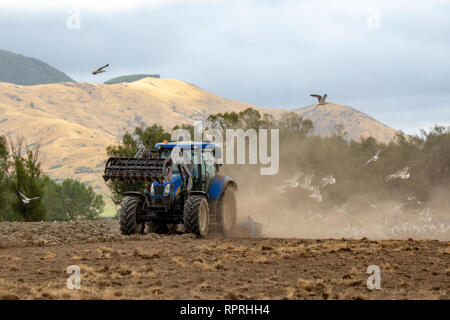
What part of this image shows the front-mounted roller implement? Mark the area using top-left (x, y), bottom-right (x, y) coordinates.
top-left (103, 157), bottom-right (171, 184)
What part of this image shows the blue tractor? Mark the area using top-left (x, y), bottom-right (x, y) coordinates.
top-left (103, 141), bottom-right (237, 237)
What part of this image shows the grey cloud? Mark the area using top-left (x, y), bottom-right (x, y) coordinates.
top-left (0, 0), bottom-right (449, 135)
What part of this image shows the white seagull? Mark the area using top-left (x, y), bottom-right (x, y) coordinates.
top-left (309, 185), bottom-right (323, 202)
top-left (283, 171), bottom-right (303, 188)
top-left (335, 202), bottom-right (349, 214)
top-left (406, 194), bottom-right (425, 205)
top-left (385, 166), bottom-right (412, 182)
top-left (320, 174), bottom-right (336, 187)
top-left (390, 202), bottom-right (408, 213)
top-left (418, 208), bottom-right (431, 222)
top-left (275, 186), bottom-right (287, 194)
top-left (364, 149), bottom-right (382, 167)
top-left (17, 191), bottom-right (40, 204)
top-left (307, 211), bottom-right (323, 221)
top-left (301, 174), bottom-right (314, 192)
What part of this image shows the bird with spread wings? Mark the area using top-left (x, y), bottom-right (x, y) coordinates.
top-left (17, 191), bottom-right (40, 204)
top-left (310, 94), bottom-right (328, 105)
top-left (92, 64), bottom-right (109, 75)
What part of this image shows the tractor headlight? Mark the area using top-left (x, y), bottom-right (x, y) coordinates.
top-left (164, 184), bottom-right (171, 196)
top-left (150, 183), bottom-right (155, 196)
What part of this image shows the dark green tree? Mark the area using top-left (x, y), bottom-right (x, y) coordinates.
top-left (41, 176), bottom-right (64, 221)
top-left (0, 135), bottom-right (10, 220)
top-left (8, 138), bottom-right (46, 221)
top-left (59, 179), bottom-right (104, 220)
top-left (42, 177), bottom-right (104, 221)
top-left (135, 123), bottom-right (171, 149)
top-left (105, 125), bottom-right (172, 204)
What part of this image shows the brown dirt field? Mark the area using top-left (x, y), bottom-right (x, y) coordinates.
top-left (0, 221), bottom-right (449, 300)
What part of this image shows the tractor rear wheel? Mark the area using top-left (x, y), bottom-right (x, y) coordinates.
top-left (217, 186), bottom-right (237, 236)
top-left (183, 195), bottom-right (210, 237)
top-left (119, 196), bottom-right (144, 235)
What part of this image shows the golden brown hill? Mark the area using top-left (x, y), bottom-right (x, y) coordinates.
top-left (294, 103), bottom-right (398, 144)
top-left (0, 78), bottom-right (398, 199)
top-left (0, 78), bottom-right (282, 195)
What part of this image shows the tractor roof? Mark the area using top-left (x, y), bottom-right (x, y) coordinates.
top-left (155, 141), bottom-right (220, 150)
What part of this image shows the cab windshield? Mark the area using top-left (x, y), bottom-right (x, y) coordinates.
top-left (160, 148), bottom-right (215, 176)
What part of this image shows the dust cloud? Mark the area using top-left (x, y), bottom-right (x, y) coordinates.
top-left (223, 164), bottom-right (450, 241)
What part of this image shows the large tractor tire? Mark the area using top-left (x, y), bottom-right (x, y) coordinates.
top-left (183, 195), bottom-right (210, 237)
top-left (119, 196), bottom-right (144, 235)
top-left (217, 186), bottom-right (237, 236)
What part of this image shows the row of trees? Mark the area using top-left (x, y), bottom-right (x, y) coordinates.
top-left (0, 136), bottom-right (104, 222)
top-left (105, 108), bottom-right (450, 214)
top-left (104, 109), bottom-right (320, 204)
top-left (211, 109), bottom-right (450, 213)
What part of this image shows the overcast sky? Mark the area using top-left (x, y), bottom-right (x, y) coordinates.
top-left (1, 0), bottom-right (449, 135)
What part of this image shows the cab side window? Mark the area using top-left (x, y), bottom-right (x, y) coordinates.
top-left (202, 151), bottom-right (216, 189)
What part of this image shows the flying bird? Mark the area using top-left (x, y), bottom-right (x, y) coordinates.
top-left (364, 149), bottom-right (382, 167)
top-left (310, 94), bottom-right (328, 105)
top-left (307, 210), bottom-right (323, 221)
top-left (275, 186), bottom-right (287, 194)
top-left (17, 191), bottom-right (40, 204)
top-left (335, 202), bottom-right (349, 214)
top-left (283, 171), bottom-right (303, 188)
top-left (418, 208), bottom-right (431, 222)
top-left (320, 174), bottom-right (336, 187)
top-left (385, 166), bottom-right (412, 182)
top-left (309, 185), bottom-right (323, 202)
top-left (406, 194), bottom-right (425, 205)
top-left (92, 64), bottom-right (109, 75)
top-left (390, 202), bottom-right (408, 213)
top-left (300, 174), bottom-right (314, 191)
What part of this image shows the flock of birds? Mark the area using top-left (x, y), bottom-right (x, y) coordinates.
top-left (329, 205), bottom-right (450, 239)
top-left (243, 138), bottom-right (442, 238)
top-left (274, 149), bottom-right (418, 203)
top-left (242, 99), bottom-right (422, 237)
top-left (246, 147), bottom-right (450, 239)
top-left (275, 172), bottom-right (336, 203)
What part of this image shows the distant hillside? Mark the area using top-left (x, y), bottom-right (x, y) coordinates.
top-left (104, 74), bottom-right (160, 84)
top-left (294, 103), bottom-right (398, 143)
top-left (0, 50), bottom-right (74, 85)
top-left (0, 77), bottom-right (400, 197)
top-left (0, 78), bottom-right (280, 196)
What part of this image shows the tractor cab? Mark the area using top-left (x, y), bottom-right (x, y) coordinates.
top-left (152, 141), bottom-right (220, 195)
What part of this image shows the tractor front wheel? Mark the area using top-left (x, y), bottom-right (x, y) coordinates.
top-left (183, 195), bottom-right (210, 237)
top-left (118, 196), bottom-right (144, 235)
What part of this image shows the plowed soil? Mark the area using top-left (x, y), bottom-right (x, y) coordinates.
top-left (0, 221), bottom-right (449, 300)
